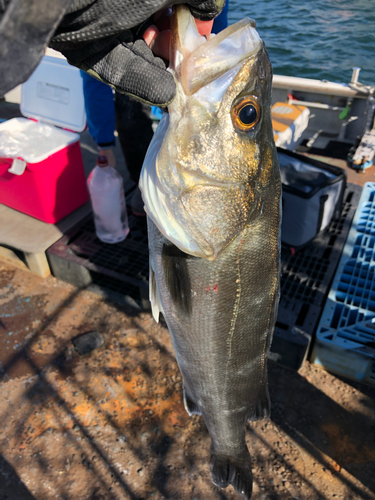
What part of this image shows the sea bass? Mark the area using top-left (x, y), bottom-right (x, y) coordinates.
top-left (139, 6), bottom-right (281, 499)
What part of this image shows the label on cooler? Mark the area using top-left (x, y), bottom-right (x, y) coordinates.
top-left (37, 81), bottom-right (70, 105)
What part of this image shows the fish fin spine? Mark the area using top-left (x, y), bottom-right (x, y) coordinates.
top-left (149, 258), bottom-right (163, 323)
top-left (183, 386), bottom-right (201, 416)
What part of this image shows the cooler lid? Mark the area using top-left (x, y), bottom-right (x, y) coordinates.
top-left (20, 49), bottom-right (86, 132)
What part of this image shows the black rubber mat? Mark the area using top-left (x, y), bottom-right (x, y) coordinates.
top-left (47, 185), bottom-right (150, 311)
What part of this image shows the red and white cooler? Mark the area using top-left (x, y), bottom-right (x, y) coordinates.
top-left (0, 50), bottom-right (89, 223)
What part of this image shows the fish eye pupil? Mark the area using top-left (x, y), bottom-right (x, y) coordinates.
top-left (239, 104), bottom-right (257, 125)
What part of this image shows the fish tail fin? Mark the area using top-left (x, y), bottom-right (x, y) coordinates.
top-left (183, 386), bottom-right (201, 416)
top-left (210, 449), bottom-right (253, 499)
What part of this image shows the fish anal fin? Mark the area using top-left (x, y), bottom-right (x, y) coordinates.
top-left (149, 258), bottom-right (163, 323)
top-left (183, 386), bottom-right (201, 416)
top-left (247, 382), bottom-right (271, 422)
top-left (210, 449), bottom-right (253, 500)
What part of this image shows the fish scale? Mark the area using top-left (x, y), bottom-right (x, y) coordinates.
top-left (140, 6), bottom-right (281, 498)
top-left (147, 185), bottom-right (280, 498)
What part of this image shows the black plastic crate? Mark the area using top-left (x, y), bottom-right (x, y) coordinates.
top-left (270, 183), bottom-right (363, 369)
top-left (47, 186), bottom-right (150, 310)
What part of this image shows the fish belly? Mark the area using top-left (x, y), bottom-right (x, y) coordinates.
top-left (147, 185), bottom-right (280, 498)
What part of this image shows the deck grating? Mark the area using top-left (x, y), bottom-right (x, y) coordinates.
top-left (47, 183), bottom-right (362, 369)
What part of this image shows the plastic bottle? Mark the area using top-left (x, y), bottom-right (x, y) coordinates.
top-left (87, 155), bottom-right (129, 243)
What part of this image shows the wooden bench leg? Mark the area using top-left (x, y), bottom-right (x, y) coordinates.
top-left (24, 251), bottom-right (51, 278)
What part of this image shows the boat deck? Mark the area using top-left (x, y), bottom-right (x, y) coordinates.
top-left (299, 147), bottom-right (375, 188)
top-left (1, 99), bottom-right (375, 500)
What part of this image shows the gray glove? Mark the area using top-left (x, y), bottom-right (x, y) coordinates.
top-left (50, 0), bottom-right (225, 106)
top-left (0, 0), bottom-right (73, 98)
top-left (0, 0), bottom-right (225, 104)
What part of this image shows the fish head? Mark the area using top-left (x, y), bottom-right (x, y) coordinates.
top-left (140, 5), bottom-right (278, 260)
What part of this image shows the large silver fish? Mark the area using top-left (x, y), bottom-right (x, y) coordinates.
top-left (139, 6), bottom-right (281, 499)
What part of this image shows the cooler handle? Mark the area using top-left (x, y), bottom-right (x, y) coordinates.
top-left (8, 158), bottom-right (27, 175)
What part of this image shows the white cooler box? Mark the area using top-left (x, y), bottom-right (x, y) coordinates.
top-left (0, 50), bottom-right (88, 223)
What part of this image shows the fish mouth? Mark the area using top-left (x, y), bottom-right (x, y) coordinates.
top-left (170, 6), bottom-right (262, 96)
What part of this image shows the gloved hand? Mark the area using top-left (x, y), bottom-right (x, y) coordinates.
top-left (49, 0), bottom-right (225, 106)
top-left (1, 0), bottom-right (224, 101)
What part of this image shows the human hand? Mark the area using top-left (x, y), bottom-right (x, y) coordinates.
top-left (98, 148), bottom-right (116, 169)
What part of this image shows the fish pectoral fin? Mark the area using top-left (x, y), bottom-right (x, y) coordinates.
top-left (247, 381), bottom-right (271, 422)
top-left (149, 258), bottom-right (163, 323)
top-left (210, 449), bottom-right (253, 500)
top-left (183, 386), bottom-right (201, 416)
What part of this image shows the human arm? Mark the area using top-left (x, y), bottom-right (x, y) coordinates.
top-left (80, 70), bottom-right (117, 167)
top-left (1, 0), bottom-right (224, 103)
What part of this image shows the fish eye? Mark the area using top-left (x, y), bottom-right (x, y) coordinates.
top-left (232, 97), bottom-right (260, 132)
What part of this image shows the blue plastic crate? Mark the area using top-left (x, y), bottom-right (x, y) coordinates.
top-left (312, 182), bottom-right (375, 385)
top-left (270, 183), bottom-right (362, 370)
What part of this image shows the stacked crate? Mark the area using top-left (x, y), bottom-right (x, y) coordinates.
top-left (311, 182), bottom-right (375, 386)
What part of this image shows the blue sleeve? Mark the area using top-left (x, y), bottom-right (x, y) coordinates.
top-left (80, 70), bottom-right (116, 147)
top-left (212, 1), bottom-right (229, 34)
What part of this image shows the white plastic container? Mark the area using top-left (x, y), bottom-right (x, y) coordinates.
top-left (21, 48), bottom-right (87, 132)
top-left (87, 156), bottom-right (129, 243)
